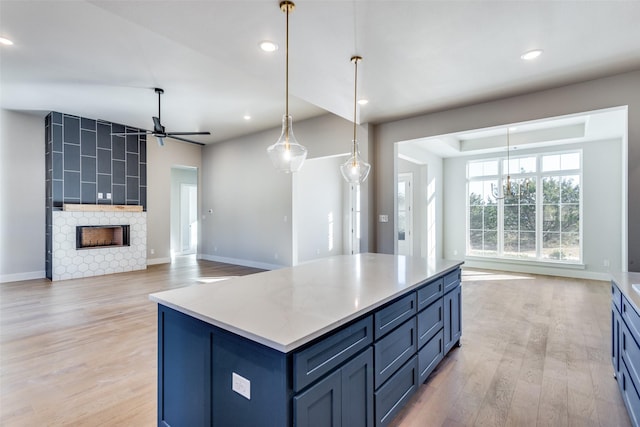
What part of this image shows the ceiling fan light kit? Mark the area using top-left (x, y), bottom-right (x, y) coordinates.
top-left (267, 0), bottom-right (308, 173)
top-left (340, 55), bottom-right (371, 184)
top-left (112, 87), bottom-right (211, 146)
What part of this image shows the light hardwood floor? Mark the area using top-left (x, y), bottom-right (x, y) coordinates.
top-left (0, 259), bottom-right (631, 426)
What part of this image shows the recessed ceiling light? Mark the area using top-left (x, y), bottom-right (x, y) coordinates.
top-left (521, 49), bottom-right (543, 60)
top-left (259, 41), bottom-right (278, 52)
top-left (0, 37), bottom-right (14, 46)
top-left (357, 99), bottom-right (369, 106)
top-left (243, 115), bottom-right (251, 120)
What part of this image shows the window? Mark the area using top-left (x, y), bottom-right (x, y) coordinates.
top-left (467, 151), bottom-right (582, 263)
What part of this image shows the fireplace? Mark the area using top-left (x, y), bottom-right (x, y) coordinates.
top-left (76, 225), bottom-right (130, 249)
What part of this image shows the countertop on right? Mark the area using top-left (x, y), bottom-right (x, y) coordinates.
top-left (612, 271), bottom-right (640, 313)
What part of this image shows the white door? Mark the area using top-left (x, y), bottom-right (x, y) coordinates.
top-left (398, 173), bottom-right (413, 256)
top-left (180, 184), bottom-right (198, 254)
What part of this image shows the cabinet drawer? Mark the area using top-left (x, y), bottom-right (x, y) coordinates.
top-left (623, 296), bottom-right (640, 343)
top-left (444, 269), bottom-right (461, 294)
top-left (417, 278), bottom-right (443, 311)
top-left (418, 330), bottom-right (443, 384)
top-left (620, 358), bottom-right (640, 427)
top-left (621, 316), bottom-right (640, 393)
top-left (374, 318), bottom-right (416, 388)
top-left (374, 356), bottom-right (418, 427)
top-left (417, 300), bottom-right (443, 349)
top-left (293, 316), bottom-right (373, 392)
top-left (612, 282), bottom-right (622, 313)
top-left (374, 293), bottom-right (416, 340)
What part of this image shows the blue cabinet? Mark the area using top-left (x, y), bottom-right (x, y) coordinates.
top-left (612, 281), bottom-right (640, 427)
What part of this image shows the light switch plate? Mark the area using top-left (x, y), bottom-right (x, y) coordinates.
top-left (232, 372), bottom-right (250, 400)
top-left (379, 214), bottom-right (389, 223)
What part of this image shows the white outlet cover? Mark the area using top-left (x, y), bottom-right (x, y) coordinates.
top-left (232, 372), bottom-right (251, 400)
top-left (98, 192), bottom-right (103, 199)
top-left (106, 193), bottom-right (112, 200)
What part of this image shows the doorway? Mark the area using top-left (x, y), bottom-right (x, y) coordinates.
top-left (171, 167), bottom-right (198, 257)
top-left (397, 173), bottom-right (413, 256)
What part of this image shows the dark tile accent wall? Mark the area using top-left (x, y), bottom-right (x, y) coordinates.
top-left (45, 112), bottom-right (147, 279)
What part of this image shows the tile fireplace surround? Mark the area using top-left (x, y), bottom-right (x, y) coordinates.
top-left (52, 210), bottom-right (146, 281)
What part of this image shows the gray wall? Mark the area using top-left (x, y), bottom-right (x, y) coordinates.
top-left (146, 137), bottom-right (201, 264)
top-left (374, 70), bottom-right (640, 272)
top-left (0, 110), bottom-right (45, 281)
top-left (200, 113), bottom-right (373, 269)
top-left (293, 156), bottom-right (345, 264)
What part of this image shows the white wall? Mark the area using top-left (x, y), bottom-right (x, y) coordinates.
top-left (0, 110), bottom-right (45, 281)
top-left (374, 70), bottom-right (640, 272)
top-left (442, 139), bottom-right (622, 280)
top-left (200, 113), bottom-right (372, 269)
top-left (293, 156), bottom-right (345, 264)
top-left (146, 138), bottom-right (201, 264)
top-left (396, 144), bottom-right (444, 262)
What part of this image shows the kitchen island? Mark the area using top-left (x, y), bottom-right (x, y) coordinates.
top-left (150, 253), bottom-right (463, 427)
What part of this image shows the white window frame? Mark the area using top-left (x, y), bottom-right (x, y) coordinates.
top-left (466, 150), bottom-right (583, 264)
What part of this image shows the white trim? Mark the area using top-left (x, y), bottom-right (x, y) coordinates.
top-left (463, 259), bottom-right (609, 281)
top-left (147, 257), bottom-right (171, 265)
top-left (199, 253), bottom-right (282, 271)
top-left (0, 270), bottom-right (46, 283)
top-left (465, 255), bottom-right (585, 269)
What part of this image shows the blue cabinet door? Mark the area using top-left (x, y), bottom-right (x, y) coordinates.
top-left (342, 348), bottom-right (374, 427)
top-left (294, 369), bottom-right (342, 427)
top-left (613, 301), bottom-right (621, 376)
top-left (444, 285), bottom-right (461, 354)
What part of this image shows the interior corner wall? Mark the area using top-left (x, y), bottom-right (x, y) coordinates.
top-left (0, 109), bottom-right (46, 282)
top-left (146, 138), bottom-right (201, 264)
top-left (374, 70), bottom-right (640, 272)
top-left (200, 113), bottom-right (371, 269)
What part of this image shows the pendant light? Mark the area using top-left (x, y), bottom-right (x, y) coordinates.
top-left (267, 1), bottom-right (308, 173)
top-left (492, 128), bottom-right (513, 200)
top-left (340, 56), bottom-right (371, 184)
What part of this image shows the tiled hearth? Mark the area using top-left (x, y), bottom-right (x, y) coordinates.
top-left (52, 211), bottom-right (146, 281)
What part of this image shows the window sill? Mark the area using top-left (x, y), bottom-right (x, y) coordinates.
top-left (464, 255), bottom-right (585, 270)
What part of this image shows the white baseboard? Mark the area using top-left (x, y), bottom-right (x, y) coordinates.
top-left (147, 257), bottom-right (171, 266)
top-left (463, 259), bottom-right (611, 281)
top-left (0, 270), bottom-right (46, 283)
top-left (199, 253), bottom-right (283, 271)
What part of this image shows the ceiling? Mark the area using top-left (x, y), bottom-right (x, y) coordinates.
top-left (400, 107), bottom-right (627, 160)
top-left (1, 1), bottom-right (640, 145)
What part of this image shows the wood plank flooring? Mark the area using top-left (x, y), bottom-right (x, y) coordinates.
top-left (0, 260), bottom-right (632, 426)
top-left (390, 269), bottom-right (631, 427)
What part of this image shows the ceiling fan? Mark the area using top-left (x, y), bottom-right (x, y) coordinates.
top-left (112, 88), bottom-right (211, 146)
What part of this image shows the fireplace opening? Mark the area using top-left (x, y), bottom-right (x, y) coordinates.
top-left (76, 225), bottom-right (130, 249)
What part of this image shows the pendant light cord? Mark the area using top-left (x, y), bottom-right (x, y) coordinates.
top-left (353, 58), bottom-right (358, 156)
top-left (285, 4), bottom-right (289, 118)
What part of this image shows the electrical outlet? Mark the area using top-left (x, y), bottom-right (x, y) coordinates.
top-left (232, 372), bottom-right (250, 400)
top-left (98, 192), bottom-right (103, 199)
top-left (150, 249), bottom-right (155, 255)
top-left (379, 214), bottom-right (389, 223)
top-left (604, 259), bottom-right (610, 267)
top-left (106, 193), bottom-right (112, 200)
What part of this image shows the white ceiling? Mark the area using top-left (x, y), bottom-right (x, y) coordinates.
top-left (400, 107), bottom-right (627, 159)
top-left (1, 1), bottom-right (640, 145)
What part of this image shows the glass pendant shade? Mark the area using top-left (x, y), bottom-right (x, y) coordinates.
top-left (267, 114), bottom-right (308, 173)
top-left (340, 141), bottom-right (371, 184)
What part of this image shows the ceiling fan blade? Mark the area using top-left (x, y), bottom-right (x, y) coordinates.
top-left (166, 131), bottom-right (211, 136)
top-left (110, 130), bottom-right (152, 136)
top-left (166, 135), bottom-right (206, 146)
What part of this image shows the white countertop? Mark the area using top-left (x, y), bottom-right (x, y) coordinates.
top-left (149, 253), bottom-right (463, 353)
top-left (612, 271), bottom-right (640, 314)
